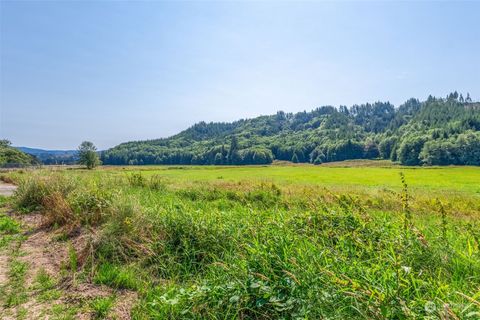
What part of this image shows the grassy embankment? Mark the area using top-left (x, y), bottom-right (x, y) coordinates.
top-left (1, 164), bottom-right (479, 319)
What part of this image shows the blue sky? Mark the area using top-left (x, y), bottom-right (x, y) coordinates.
top-left (1, 1), bottom-right (479, 150)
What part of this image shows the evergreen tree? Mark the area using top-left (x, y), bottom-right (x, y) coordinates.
top-left (466, 93), bottom-right (472, 103)
top-left (291, 153), bottom-right (299, 163)
top-left (227, 136), bottom-right (241, 165)
top-left (214, 153), bottom-right (223, 165)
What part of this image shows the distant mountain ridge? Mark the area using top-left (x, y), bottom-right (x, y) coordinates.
top-left (16, 147), bottom-right (77, 156)
top-left (15, 147), bottom-right (78, 165)
top-left (101, 92), bottom-right (480, 166)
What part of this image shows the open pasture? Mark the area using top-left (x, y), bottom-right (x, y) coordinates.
top-left (1, 163), bottom-right (479, 319)
top-left (99, 163), bottom-right (480, 194)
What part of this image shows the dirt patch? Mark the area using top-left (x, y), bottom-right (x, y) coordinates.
top-left (1, 212), bottom-right (137, 319)
top-left (111, 291), bottom-right (138, 320)
top-left (18, 229), bottom-right (66, 287)
top-left (0, 182), bottom-right (16, 197)
top-left (0, 252), bottom-right (8, 287)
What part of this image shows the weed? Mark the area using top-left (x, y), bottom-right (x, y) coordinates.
top-left (128, 173), bottom-right (146, 187)
top-left (0, 214), bottom-right (20, 234)
top-left (51, 303), bottom-right (80, 320)
top-left (0, 194), bottom-right (9, 206)
top-left (93, 263), bottom-right (139, 290)
top-left (0, 174), bottom-right (15, 184)
top-left (69, 187), bottom-right (113, 226)
top-left (16, 307), bottom-right (28, 319)
top-left (0, 214), bottom-right (23, 248)
top-left (149, 175), bottom-right (168, 191)
top-left (66, 242), bottom-right (79, 285)
top-left (2, 259), bottom-right (28, 307)
top-left (436, 199), bottom-right (448, 244)
top-left (90, 296), bottom-right (115, 319)
top-left (32, 268), bottom-right (61, 301)
top-left (399, 172), bottom-right (412, 231)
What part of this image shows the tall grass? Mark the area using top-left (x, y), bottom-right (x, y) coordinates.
top-left (6, 168), bottom-right (480, 319)
top-left (13, 173), bottom-right (113, 232)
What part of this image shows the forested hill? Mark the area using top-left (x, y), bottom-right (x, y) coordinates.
top-left (0, 140), bottom-right (38, 167)
top-left (102, 92), bottom-right (480, 166)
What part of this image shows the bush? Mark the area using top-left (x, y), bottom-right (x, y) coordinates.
top-left (95, 199), bottom-right (162, 267)
top-left (128, 173), bottom-right (146, 187)
top-left (379, 136), bottom-right (397, 160)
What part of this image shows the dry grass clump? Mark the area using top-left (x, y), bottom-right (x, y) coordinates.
top-left (42, 191), bottom-right (78, 233)
top-left (14, 173), bottom-right (77, 211)
top-left (14, 173), bottom-right (114, 234)
top-left (0, 174), bottom-right (16, 184)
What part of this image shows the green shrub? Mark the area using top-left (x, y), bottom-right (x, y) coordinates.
top-left (128, 173), bottom-right (146, 187)
top-left (0, 214), bottom-right (20, 234)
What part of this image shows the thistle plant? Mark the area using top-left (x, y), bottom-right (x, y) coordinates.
top-left (436, 198), bottom-right (448, 244)
top-left (399, 172), bottom-right (412, 232)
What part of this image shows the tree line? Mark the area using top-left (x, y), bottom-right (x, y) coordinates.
top-left (97, 92), bottom-right (479, 166)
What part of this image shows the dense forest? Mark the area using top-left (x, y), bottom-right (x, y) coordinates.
top-left (0, 140), bottom-right (39, 167)
top-left (102, 92), bottom-right (480, 166)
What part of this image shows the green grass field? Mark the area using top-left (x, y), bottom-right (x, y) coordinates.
top-left (99, 164), bottom-right (480, 193)
top-left (1, 163), bottom-right (479, 319)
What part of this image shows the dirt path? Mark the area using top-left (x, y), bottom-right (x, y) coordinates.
top-left (0, 182), bottom-right (17, 197)
top-left (0, 190), bottom-right (137, 319)
top-left (0, 250), bottom-right (8, 287)
top-left (0, 183), bottom-right (16, 296)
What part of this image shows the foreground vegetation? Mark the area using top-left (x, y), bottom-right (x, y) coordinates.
top-left (1, 164), bottom-right (480, 319)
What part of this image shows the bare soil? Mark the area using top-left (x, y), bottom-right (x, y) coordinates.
top-left (0, 189), bottom-right (137, 319)
top-left (0, 182), bottom-right (17, 196)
